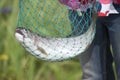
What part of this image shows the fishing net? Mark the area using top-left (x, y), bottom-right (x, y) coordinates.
top-left (15, 0), bottom-right (97, 61)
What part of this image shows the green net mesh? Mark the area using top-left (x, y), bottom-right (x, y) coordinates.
top-left (15, 0), bottom-right (97, 61)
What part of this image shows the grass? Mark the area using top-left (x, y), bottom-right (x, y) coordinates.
top-left (0, 0), bottom-right (82, 80)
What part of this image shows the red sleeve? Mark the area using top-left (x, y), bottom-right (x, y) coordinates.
top-left (78, 0), bottom-right (95, 5)
top-left (113, 0), bottom-right (120, 4)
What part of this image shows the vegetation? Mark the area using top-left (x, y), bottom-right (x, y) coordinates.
top-left (0, 0), bottom-right (82, 80)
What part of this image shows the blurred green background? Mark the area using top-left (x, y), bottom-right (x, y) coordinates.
top-left (0, 0), bottom-right (82, 80)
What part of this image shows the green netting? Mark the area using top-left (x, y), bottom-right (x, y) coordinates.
top-left (17, 0), bottom-right (95, 38)
top-left (15, 0), bottom-right (97, 61)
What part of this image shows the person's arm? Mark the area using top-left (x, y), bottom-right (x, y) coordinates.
top-left (97, 0), bottom-right (111, 16)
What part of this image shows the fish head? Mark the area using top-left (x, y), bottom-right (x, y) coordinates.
top-left (15, 27), bottom-right (28, 42)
